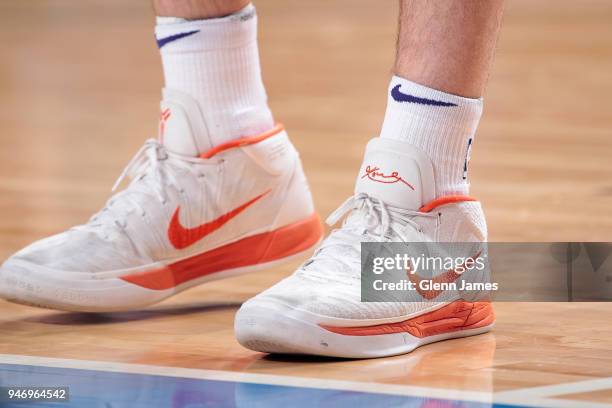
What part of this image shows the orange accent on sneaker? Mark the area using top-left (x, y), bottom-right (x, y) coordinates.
top-left (158, 108), bottom-right (172, 143)
top-left (168, 190), bottom-right (270, 250)
top-left (121, 213), bottom-right (323, 290)
top-left (199, 123), bottom-right (285, 159)
top-left (361, 165), bottom-right (415, 190)
top-left (419, 195), bottom-right (477, 213)
top-left (319, 300), bottom-right (494, 338)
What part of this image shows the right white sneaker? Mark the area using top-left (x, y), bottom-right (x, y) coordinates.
top-left (235, 137), bottom-right (494, 358)
top-left (0, 89), bottom-right (322, 312)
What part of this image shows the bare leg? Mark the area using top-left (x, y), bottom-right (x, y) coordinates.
top-left (153, 0), bottom-right (250, 19)
top-left (395, 0), bottom-right (504, 98)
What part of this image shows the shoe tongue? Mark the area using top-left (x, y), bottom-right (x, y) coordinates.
top-left (157, 88), bottom-right (212, 157)
top-left (354, 137), bottom-right (436, 211)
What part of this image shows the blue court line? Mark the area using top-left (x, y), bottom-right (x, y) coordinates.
top-left (0, 363), bottom-right (527, 408)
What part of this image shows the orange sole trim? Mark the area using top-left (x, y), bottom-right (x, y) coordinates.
top-left (319, 300), bottom-right (494, 338)
top-left (121, 213), bottom-right (323, 290)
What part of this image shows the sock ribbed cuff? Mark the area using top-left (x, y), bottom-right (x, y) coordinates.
top-left (379, 75), bottom-right (483, 196)
top-left (155, 3), bottom-right (273, 148)
top-left (155, 4), bottom-right (256, 51)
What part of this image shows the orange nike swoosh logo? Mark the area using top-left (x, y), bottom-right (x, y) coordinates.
top-left (407, 251), bottom-right (482, 300)
top-left (168, 190), bottom-right (270, 250)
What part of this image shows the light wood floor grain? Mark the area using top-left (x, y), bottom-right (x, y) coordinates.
top-left (0, 0), bottom-right (611, 404)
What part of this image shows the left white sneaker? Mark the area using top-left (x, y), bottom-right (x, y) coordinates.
top-left (0, 90), bottom-right (322, 312)
top-left (235, 137), bottom-right (494, 358)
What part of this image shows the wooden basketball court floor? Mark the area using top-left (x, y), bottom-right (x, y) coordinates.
top-left (0, 0), bottom-right (611, 407)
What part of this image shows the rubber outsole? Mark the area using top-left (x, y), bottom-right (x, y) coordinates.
top-left (235, 300), bottom-right (494, 359)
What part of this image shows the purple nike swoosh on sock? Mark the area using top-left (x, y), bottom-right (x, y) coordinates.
top-left (156, 30), bottom-right (200, 49)
top-left (391, 84), bottom-right (457, 107)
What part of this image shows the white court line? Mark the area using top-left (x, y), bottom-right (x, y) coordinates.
top-left (493, 396), bottom-right (612, 408)
top-left (1, 354), bottom-right (611, 408)
top-left (495, 377), bottom-right (612, 407)
top-left (498, 398), bottom-right (612, 408)
top-left (0, 354), bottom-right (492, 404)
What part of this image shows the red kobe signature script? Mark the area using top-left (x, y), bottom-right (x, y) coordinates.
top-left (361, 165), bottom-right (415, 190)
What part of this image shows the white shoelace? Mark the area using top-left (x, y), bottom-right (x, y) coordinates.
top-left (304, 193), bottom-right (436, 272)
top-left (75, 139), bottom-right (206, 236)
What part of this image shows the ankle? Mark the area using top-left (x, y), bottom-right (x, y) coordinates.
top-left (379, 75), bottom-right (483, 196)
top-left (155, 3), bottom-right (273, 152)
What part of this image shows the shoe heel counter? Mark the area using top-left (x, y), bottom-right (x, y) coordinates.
top-left (274, 143), bottom-right (317, 228)
top-left (439, 201), bottom-right (488, 242)
top-left (241, 131), bottom-right (316, 228)
top-left (240, 130), bottom-right (295, 176)
top-left (461, 201), bottom-right (488, 242)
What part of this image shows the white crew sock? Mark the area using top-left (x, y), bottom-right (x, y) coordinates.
top-left (379, 75), bottom-right (483, 196)
top-left (155, 3), bottom-right (274, 149)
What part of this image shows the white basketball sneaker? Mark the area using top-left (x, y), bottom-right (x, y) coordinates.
top-left (0, 89), bottom-right (322, 312)
top-left (235, 137), bottom-right (494, 358)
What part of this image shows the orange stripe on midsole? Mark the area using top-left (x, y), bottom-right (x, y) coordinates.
top-left (200, 124), bottom-right (285, 159)
top-left (121, 213), bottom-right (323, 290)
top-left (319, 300), bottom-right (494, 337)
